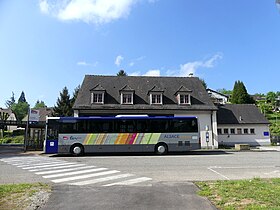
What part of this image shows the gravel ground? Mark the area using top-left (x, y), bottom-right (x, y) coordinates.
top-left (26, 190), bottom-right (51, 210)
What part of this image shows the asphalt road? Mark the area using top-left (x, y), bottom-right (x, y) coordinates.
top-left (1, 148), bottom-right (280, 209)
top-left (54, 150), bottom-right (280, 181)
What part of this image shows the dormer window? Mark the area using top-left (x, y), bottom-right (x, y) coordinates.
top-left (151, 94), bottom-right (162, 104)
top-left (119, 85), bottom-right (134, 105)
top-left (121, 93), bottom-right (133, 104)
top-left (175, 86), bottom-right (192, 105)
top-left (90, 84), bottom-right (106, 104)
top-left (148, 86), bottom-right (164, 105)
top-left (92, 93), bottom-right (104, 104)
top-left (179, 94), bottom-right (190, 105)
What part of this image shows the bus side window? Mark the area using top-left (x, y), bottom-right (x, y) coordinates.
top-left (136, 120), bottom-right (148, 132)
top-left (150, 120), bottom-right (168, 133)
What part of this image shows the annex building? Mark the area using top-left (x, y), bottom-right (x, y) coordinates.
top-left (73, 75), bottom-right (270, 148)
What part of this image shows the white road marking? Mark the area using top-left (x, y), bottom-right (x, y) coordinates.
top-left (35, 166), bottom-right (96, 175)
top-left (22, 162), bottom-right (74, 169)
top-left (43, 168), bottom-right (107, 178)
top-left (51, 170), bottom-right (120, 183)
top-left (1, 157), bottom-right (153, 187)
top-left (104, 177), bottom-right (152, 186)
top-left (17, 161), bottom-right (66, 167)
top-left (70, 174), bottom-right (135, 186)
top-left (207, 167), bottom-right (230, 180)
top-left (29, 164), bottom-right (86, 172)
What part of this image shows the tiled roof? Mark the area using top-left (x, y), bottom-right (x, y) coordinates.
top-left (119, 85), bottom-right (134, 92)
top-left (175, 86), bottom-right (192, 94)
top-left (90, 84), bottom-right (106, 91)
top-left (73, 75), bottom-right (217, 111)
top-left (217, 104), bottom-right (269, 124)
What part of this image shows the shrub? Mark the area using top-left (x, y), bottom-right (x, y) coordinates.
top-left (12, 129), bottom-right (25, 136)
top-left (0, 135), bottom-right (24, 144)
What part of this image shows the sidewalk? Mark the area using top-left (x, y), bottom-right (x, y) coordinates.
top-left (256, 146), bottom-right (280, 151)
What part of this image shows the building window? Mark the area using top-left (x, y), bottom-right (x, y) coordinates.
top-left (151, 94), bottom-right (162, 104)
top-left (237, 128), bottom-right (242, 134)
top-left (244, 128), bottom-right (248, 134)
top-left (217, 128), bottom-right (222, 134)
top-left (230, 128), bottom-right (235, 134)
top-left (92, 93), bottom-right (104, 104)
top-left (250, 128), bottom-right (255, 134)
top-left (224, 128), bottom-right (229, 134)
top-left (122, 93), bottom-right (133, 104)
top-left (179, 94), bottom-right (190, 105)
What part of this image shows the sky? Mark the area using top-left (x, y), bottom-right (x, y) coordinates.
top-left (0, 0), bottom-right (280, 108)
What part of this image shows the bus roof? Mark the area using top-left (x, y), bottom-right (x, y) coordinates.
top-left (48, 116), bottom-right (197, 121)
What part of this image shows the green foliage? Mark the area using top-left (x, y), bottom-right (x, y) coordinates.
top-left (0, 183), bottom-right (50, 210)
top-left (199, 78), bottom-right (207, 89)
top-left (266, 91), bottom-right (277, 103)
top-left (197, 178), bottom-right (280, 210)
top-left (117, 69), bottom-right (127, 76)
top-left (231, 80), bottom-right (255, 104)
top-left (34, 100), bottom-right (47, 109)
top-left (0, 135), bottom-right (24, 144)
top-left (71, 85), bottom-right (80, 108)
top-left (11, 102), bottom-right (29, 121)
top-left (5, 92), bottom-right (15, 108)
top-left (18, 91), bottom-right (27, 103)
top-left (256, 101), bottom-right (271, 115)
top-left (0, 112), bottom-right (9, 121)
top-left (217, 88), bottom-right (232, 96)
top-left (53, 87), bottom-right (72, 117)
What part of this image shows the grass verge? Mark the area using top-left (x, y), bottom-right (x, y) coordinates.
top-left (196, 178), bottom-right (280, 210)
top-left (0, 183), bottom-right (51, 210)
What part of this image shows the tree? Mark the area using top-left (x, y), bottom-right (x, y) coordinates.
top-left (34, 100), bottom-right (47, 109)
top-left (266, 91), bottom-right (276, 103)
top-left (199, 78), bottom-right (207, 89)
top-left (0, 112), bottom-right (9, 121)
top-left (11, 102), bottom-right (29, 121)
top-left (231, 80), bottom-right (255, 104)
top-left (5, 92), bottom-right (15, 108)
top-left (117, 70), bottom-right (127, 76)
top-left (53, 87), bottom-right (72, 117)
top-left (71, 85), bottom-right (80, 108)
top-left (217, 88), bottom-right (232, 96)
top-left (18, 91), bottom-right (27, 103)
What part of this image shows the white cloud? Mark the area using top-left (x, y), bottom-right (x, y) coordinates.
top-left (128, 56), bottom-right (145, 67)
top-left (130, 71), bottom-right (140, 76)
top-left (143, 69), bottom-right (160, 76)
top-left (39, 0), bottom-right (138, 24)
top-left (129, 62), bottom-right (135, 67)
top-left (77, 61), bottom-right (98, 66)
top-left (115, 55), bottom-right (124, 66)
top-left (178, 53), bottom-right (223, 77)
top-left (39, 0), bottom-right (49, 14)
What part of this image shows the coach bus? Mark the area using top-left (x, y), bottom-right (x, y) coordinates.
top-left (45, 116), bottom-right (200, 155)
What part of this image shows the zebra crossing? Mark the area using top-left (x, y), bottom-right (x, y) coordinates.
top-left (0, 156), bottom-right (152, 187)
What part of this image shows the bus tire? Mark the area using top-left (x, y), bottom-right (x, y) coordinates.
top-left (70, 144), bottom-right (84, 156)
top-left (155, 143), bottom-right (168, 155)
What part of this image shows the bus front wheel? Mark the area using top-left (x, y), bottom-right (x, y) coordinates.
top-left (155, 143), bottom-right (168, 155)
top-left (70, 144), bottom-right (84, 156)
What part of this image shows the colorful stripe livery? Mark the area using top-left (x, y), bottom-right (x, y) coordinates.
top-left (59, 133), bottom-right (195, 146)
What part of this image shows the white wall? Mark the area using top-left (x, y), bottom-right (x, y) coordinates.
top-left (175, 111), bottom-right (219, 149)
top-left (218, 124), bottom-right (270, 146)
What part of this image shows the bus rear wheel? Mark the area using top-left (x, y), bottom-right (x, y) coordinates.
top-left (70, 144), bottom-right (84, 156)
top-left (155, 143), bottom-right (168, 155)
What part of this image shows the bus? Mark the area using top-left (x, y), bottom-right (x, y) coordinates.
top-left (45, 116), bottom-right (200, 155)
